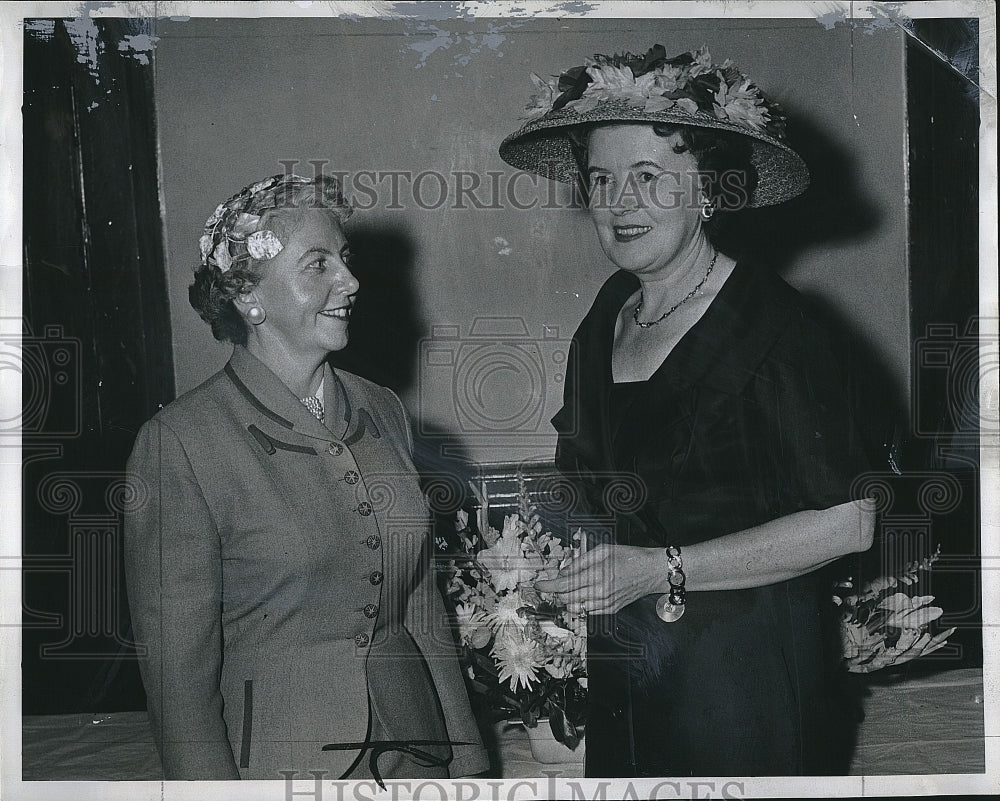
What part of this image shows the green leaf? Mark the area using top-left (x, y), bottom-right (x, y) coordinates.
top-left (548, 706), bottom-right (581, 749)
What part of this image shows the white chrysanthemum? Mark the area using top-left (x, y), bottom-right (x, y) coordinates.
top-left (493, 630), bottom-right (542, 693)
top-left (484, 591), bottom-right (529, 631)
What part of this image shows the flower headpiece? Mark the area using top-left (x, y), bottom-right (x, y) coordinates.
top-left (523, 45), bottom-right (786, 138)
top-left (198, 173), bottom-right (352, 274)
top-left (499, 45), bottom-right (810, 207)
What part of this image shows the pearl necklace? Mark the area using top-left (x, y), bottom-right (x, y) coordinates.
top-left (632, 252), bottom-right (718, 329)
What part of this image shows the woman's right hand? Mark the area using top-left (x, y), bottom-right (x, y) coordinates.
top-left (534, 543), bottom-right (669, 616)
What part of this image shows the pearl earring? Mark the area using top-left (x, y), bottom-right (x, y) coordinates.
top-left (247, 306), bottom-right (266, 324)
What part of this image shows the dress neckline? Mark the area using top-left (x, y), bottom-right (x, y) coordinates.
top-left (608, 258), bottom-right (745, 387)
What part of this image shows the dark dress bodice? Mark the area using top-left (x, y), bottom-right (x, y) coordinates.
top-left (552, 260), bottom-right (872, 777)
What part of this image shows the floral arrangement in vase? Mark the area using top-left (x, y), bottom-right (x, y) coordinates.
top-left (437, 472), bottom-right (958, 754)
top-left (440, 478), bottom-right (587, 749)
top-left (835, 546), bottom-right (956, 673)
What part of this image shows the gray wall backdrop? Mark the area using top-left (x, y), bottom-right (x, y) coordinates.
top-left (154, 15), bottom-right (908, 466)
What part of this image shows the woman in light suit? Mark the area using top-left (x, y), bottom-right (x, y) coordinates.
top-left (124, 173), bottom-right (488, 781)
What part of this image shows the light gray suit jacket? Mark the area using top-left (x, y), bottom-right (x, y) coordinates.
top-left (124, 346), bottom-right (487, 780)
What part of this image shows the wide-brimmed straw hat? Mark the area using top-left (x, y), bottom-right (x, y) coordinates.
top-left (499, 45), bottom-right (809, 207)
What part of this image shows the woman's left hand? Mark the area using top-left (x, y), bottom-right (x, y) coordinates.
top-left (533, 544), bottom-right (663, 616)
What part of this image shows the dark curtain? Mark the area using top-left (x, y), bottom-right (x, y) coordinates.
top-left (21, 18), bottom-right (173, 713)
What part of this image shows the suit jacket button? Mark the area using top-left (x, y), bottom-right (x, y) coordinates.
top-left (327, 443), bottom-right (344, 457)
top-left (369, 570), bottom-right (383, 585)
top-left (358, 502), bottom-right (373, 516)
top-left (363, 604), bottom-right (379, 619)
top-left (366, 534), bottom-right (382, 550)
top-left (344, 470), bottom-right (360, 484)
top-left (355, 633), bottom-right (370, 648)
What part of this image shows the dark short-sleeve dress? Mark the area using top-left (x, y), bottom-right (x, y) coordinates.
top-left (551, 259), bottom-right (872, 777)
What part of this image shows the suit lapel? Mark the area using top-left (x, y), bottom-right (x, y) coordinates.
top-left (323, 364), bottom-right (351, 440)
top-left (226, 346), bottom-right (340, 443)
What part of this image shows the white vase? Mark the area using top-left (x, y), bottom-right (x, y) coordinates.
top-left (524, 719), bottom-right (586, 764)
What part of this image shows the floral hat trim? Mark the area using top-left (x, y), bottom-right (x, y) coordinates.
top-left (198, 173), bottom-right (352, 274)
top-left (522, 45), bottom-right (786, 139)
top-left (499, 44), bottom-right (810, 207)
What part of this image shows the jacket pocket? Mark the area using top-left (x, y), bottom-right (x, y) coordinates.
top-left (239, 679), bottom-right (253, 769)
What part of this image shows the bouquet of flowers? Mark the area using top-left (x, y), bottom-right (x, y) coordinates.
top-left (441, 478), bottom-right (587, 749)
top-left (835, 546), bottom-right (956, 673)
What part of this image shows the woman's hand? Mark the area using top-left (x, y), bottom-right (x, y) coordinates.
top-left (534, 543), bottom-right (665, 616)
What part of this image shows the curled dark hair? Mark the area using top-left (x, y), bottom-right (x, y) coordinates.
top-left (566, 122), bottom-right (757, 246)
top-left (189, 261), bottom-right (262, 345)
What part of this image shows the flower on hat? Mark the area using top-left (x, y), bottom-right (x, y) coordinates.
top-left (211, 239), bottom-right (233, 272)
top-left (526, 45), bottom-right (786, 139)
top-left (687, 45), bottom-right (715, 78)
top-left (198, 233), bottom-right (214, 263)
top-left (201, 209), bottom-right (285, 273)
top-left (246, 229), bottom-right (284, 261)
top-left (714, 75), bottom-right (770, 131)
top-left (566, 63), bottom-right (647, 114)
top-left (204, 201), bottom-right (227, 229)
top-left (198, 173), bottom-right (352, 273)
top-left (523, 72), bottom-right (562, 119)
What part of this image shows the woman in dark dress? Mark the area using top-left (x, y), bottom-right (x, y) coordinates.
top-left (499, 46), bottom-right (875, 776)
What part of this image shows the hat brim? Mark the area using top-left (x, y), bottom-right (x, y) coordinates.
top-left (499, 101), bottom-right (809, 208)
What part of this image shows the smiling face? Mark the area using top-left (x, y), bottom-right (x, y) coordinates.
top-left (585, 124), bottom-right (707, 278)
top-left (247, 208), bottom-right (359, 363)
